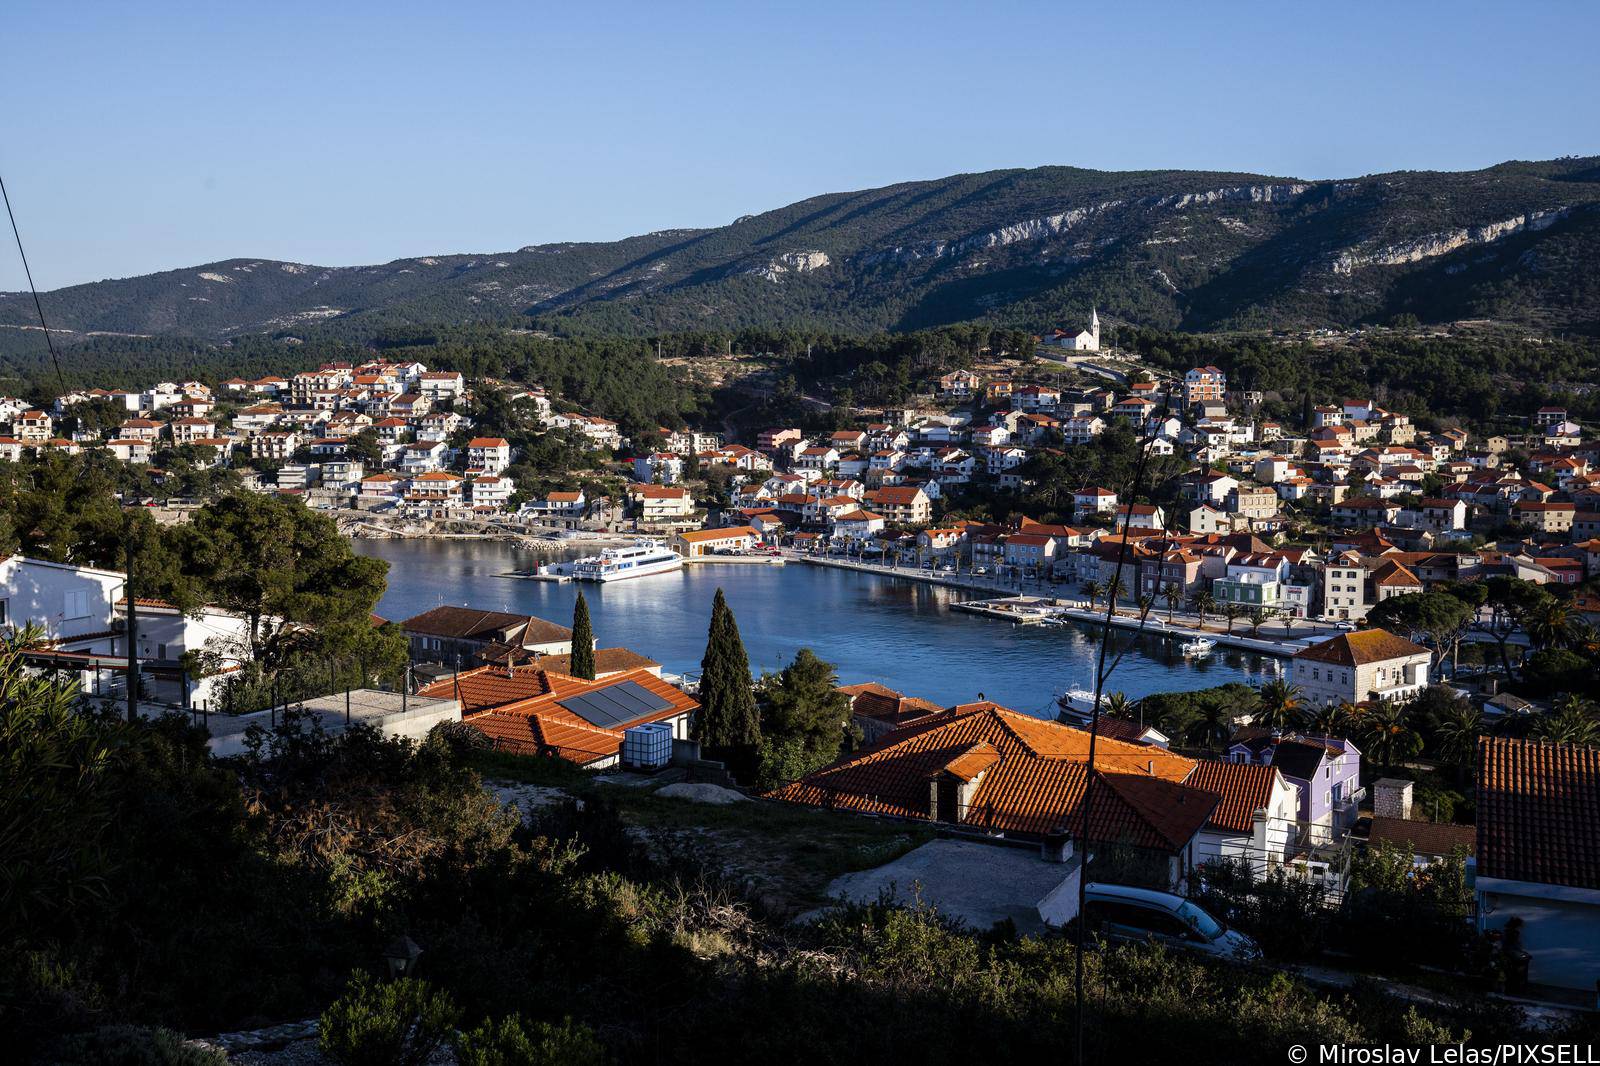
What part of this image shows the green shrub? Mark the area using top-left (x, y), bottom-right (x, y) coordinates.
top-left (1192, 859), bottom-right (1329, 959)
top-left (456, 1014), bottom-right (607, 1066)
top-left (319, 972), bottom-right (461, 1066)
top-left (42, 1025), bottom-right (228, 1066)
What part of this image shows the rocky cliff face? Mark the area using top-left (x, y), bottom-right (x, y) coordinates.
top-left (1153, 183), bottom-right (1312, 209)
top-left (1329, 208), bottom-right (1571, 274)
top-left (750, 250), bottom-right (832, 282)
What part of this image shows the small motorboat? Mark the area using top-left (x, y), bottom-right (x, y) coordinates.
top-left (1054, 686), bottom-right (1099, 723)
top-left (1179, 637), bottom-right (1217, 657)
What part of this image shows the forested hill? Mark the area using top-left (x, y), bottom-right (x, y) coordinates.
top-left (6, 156), bottom-right (1600, 340)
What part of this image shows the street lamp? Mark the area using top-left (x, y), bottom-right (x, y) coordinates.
top-left (382, 934), bottom-right (423, 980)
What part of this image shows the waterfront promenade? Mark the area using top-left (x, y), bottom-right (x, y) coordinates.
top-left (793, 552), bottom-right (1342, 657)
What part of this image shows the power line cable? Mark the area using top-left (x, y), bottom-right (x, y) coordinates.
top-left (0, 170), bottom-right (67, 394)
top-left (1072, 365), bottom-right (1180, 1066)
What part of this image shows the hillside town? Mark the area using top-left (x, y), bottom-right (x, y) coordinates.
top-left (7, 339), bottom-right (1598, 634)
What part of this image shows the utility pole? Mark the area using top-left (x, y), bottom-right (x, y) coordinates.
top-left (125, 521), bottom-right (139, 724)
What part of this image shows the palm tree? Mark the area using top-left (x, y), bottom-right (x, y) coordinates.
top-left (1537, 712), bottom-right (1600, 746)
top-left (1190, 590), bottom-right (1215, 627)
top-left (1136, 593), bottom-right (1155, 621)
top-left (1081, 580), bottom-right (1103, 609)
top-left (1429, 696), bottom-right (1484, 776)
top-left (1162, 582), bottom-right (1182, 623)
top-left (1103, 691), bottom-right (1133, 719)
top-left (1361, 700), bottom-right (1424, 771)
top-left (1553, 693), bottom-right (1597, 718)
top-left (1105, 574), bottom-right (1125, 610)
top-left (1255, 678), bottom-right (1303, 733)
top-left (1567, 623), bottom-right (1600, 660)
top-left (1188, 700), bottom-right (1234, 749)
top-left (1248, 606), bottom-right (1268, 637)
top-left (1524, 599), bottom-right (1573, 651)
top-left (1307, 700), bottom-right (1353, 739)
top-left (1536, 695), bottom-right (1600, 746)
top-left (1222, 603), bottom-right (1244, 634)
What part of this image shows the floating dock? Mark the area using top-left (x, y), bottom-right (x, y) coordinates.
top-left (501, 565), bottom-right (573, 583)
top-left (952, 596), bottom-right (1059, 625)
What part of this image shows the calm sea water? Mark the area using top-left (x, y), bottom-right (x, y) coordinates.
top-left (355, 539), bottom-right (1278, 717)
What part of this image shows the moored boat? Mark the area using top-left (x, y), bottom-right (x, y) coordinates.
top-left (572, 540), bottom-right (683, 582)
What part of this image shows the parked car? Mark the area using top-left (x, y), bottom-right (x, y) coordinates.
top-left (973, 566), bottom-right (988, 575)
top-left (1072, 883), bottom-right (1260, 961)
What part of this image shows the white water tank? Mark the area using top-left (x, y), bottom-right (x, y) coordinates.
top-left (622, 722), bottom-right (673, 770)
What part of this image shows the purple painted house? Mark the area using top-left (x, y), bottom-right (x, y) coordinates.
top-left (1225, 733), bottom-right (1363, 839)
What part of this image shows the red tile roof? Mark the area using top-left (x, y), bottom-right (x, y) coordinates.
top-left (769, 705), bottom-right (1213, 849)
top-left (1293, 629), bottom-right (1428, 666)
top-left (838, 682), bottom-right (948, 729)
top-left (676, 526), bottom-right (758, 543)
top-left (1184, 760), bottom-right (1283, 834)
top-left (455, 668), bottom-right (698, 766)
top-left (1477, 736), bottom-right (1600, 889)
top-left (1366, 816), bottom-right (1476, 858)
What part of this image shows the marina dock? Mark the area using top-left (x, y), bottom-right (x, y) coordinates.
top-left (953, 596), bottom-right (1315, 658)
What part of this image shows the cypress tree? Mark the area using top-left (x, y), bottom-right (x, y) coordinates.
top-left (695, 588), bottom-right (760, 753)
top-left (570, 591), bottom-right (596, 681)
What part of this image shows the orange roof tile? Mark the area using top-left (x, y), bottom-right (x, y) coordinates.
top-left (769, 705), bottom-right (1212, 849)
top-left (1293, 629), bottom-right (1429, 666)
top-left (676, 526), bottom-right (758, 543)
top-left (1184, 760), bottom-right (1282, 834)
top-left (456, 668), bottom-right (698, 766)
top-left (1477, 736), bottom-right (1600, 889)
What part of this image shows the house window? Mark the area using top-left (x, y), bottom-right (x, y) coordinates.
top-left (0, 599), bottom-right (7, 626)
top-left (62, 589), bottom-right (91, 620)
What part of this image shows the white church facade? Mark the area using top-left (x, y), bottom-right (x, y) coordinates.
top-left (1048, 309), bottom-right (1100, 352)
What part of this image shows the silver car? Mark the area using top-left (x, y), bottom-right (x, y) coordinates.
top-left (1077, 882), bottom-right (1261, 961)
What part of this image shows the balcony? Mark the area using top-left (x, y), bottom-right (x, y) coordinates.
top-left (1367, 682), bottom-right (1426, 703)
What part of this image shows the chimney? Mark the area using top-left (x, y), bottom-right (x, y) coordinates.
top-left (1041, 830), bottom-right (1074, 864)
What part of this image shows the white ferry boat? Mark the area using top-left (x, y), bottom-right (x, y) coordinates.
top-left (572, 540), bottom-right (684, 583)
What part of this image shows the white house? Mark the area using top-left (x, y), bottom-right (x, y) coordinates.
top-left (466, 437), bottom-right (512, 475)
top-left (0, 555), bottom-right (124, 642)
top-left (627, 483), bottom-right (695, 523)
top-left (633, 452), bottom-right (685, 485)
top-left (469, 474), bottom-right (515, 510)
top-left (1290, 630), bottom-right (1431, 708)
top-left (831, 509), bottom-right (886, 541)
top-left (0, 555), bottom-right (260, 708)
top-left (417, 371), bottom-right (466, 401)
top-left (1187, 760), bottom-right (1301, 876)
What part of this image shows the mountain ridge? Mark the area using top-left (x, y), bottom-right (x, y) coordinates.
top-left (5, 157), bottom-right (1599, 340)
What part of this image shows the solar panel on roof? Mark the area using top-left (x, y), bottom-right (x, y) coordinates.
top-left (558, 680), bottom-right (674, 729)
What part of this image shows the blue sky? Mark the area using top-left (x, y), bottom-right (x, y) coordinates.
top-left (4, 0), bottom-right (1598, 289)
